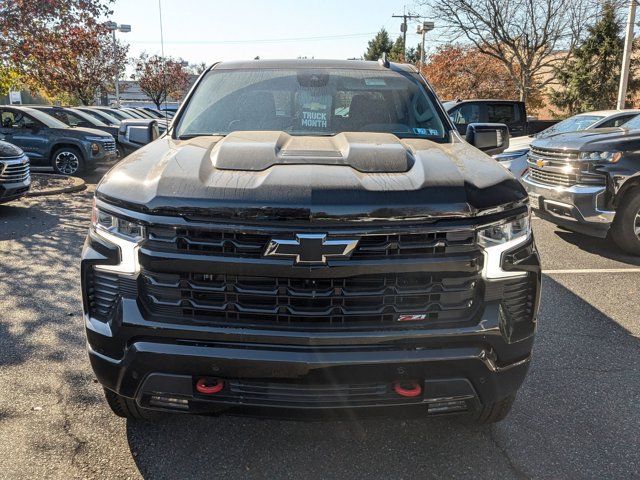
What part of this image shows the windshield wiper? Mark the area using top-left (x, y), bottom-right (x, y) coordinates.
top-left (178, 133), bottom-right (226, 140)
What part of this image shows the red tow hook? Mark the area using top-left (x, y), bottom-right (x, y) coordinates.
top-left (392, 380), bottom-right (422, 398)
top-left (196, 377), bottom-right (225, 395)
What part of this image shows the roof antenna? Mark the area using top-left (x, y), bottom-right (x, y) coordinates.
top-left (379, 52), bottom-right (390, 68)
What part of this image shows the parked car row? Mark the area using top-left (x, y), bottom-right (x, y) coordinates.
top-left (0, 105), bottom-right (169, 176)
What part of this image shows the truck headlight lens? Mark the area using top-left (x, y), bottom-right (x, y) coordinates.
top-left (578, 151), bottom-right (622, 163)
top-left (91, 200), bottom-right (145, 274)
top-left (479, 214), bottom-right (531, 279)
top-left (478, 215), bottom-right (530, 248)
top-left (92, 203), bottom-right (144, 241)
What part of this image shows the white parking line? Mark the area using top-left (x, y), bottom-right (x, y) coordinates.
top-left (543, 268), bottom-right (640, 274)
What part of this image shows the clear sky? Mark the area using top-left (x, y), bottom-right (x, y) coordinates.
top-left (110, 0), bottom-right (439, 66)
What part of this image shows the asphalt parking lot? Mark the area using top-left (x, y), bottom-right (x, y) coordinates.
top-left (1, 171), bottom-right (639, 479)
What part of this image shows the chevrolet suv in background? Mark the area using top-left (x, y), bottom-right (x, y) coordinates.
top-left (0, 140), bottom-right (30, 204)
top-left (82, 59), bottom-right (540, 424)
top-left (0, 106), bottom-right (116, 175)
top-left (524, 113), bottom-right (640, 255)
top-left (28, 105), bottom-right (127, 158)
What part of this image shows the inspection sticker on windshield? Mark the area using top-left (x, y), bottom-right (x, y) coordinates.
top-left (413, 128), bottom-right (438, 136)
top-left (364, 78), bottom-right (386, 86)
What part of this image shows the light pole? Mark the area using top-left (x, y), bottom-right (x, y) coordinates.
top-left (416, 21), bottom-right (435, 71)
top-left (105, 21), bottom-right (131, 107)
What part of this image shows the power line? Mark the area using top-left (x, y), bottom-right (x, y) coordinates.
top-left (130, 32), bottom-right (381, 45)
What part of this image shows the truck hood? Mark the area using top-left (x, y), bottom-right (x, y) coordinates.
top-left (97, 131), bottom-right (526, 223)
top-left (531, 127), bottom-right (639, 152)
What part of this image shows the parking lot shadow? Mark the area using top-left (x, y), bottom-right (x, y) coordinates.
top-left (554, 229), bottom-right (640, 266)
top-left (0, 203), bottom-right (60, 241)
top-left (124, 275), bottom-right (640, 480)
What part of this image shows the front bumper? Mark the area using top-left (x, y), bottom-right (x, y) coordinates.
top-left (523, 173), bottom-right (614, 237)
top-left (82, 221), bottom-right (540, 417)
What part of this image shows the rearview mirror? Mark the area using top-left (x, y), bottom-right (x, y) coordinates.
top-left (465, 123), bottom-right (509, 156)
top-left (118, 119), bottom-right (159, 148)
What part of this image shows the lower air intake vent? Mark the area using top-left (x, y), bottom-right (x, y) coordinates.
top-left (87, 269), bottom-right (137, 321)
top-left (499, 273), bottom-right (538, 342)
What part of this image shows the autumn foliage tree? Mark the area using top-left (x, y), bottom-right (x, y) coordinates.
top-left (423, 44), bottom-right (519, 100)
top-left (132, 54), bottom-right (191, 109)
top-left (0, 0), bottom-right (126, 103)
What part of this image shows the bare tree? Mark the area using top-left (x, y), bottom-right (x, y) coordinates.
top-left (419, 0), bottom-right (604, 104)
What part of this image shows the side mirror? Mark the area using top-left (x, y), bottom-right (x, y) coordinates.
top-left (465, 123), bottom-right (510, 156)
top-left (118, 119), bottom-right (159, 149)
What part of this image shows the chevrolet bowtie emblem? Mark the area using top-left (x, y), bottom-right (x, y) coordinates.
top-left (536, 159), bottom-right (546, 168)
top-left (264, 234), bottom-right (359, 265)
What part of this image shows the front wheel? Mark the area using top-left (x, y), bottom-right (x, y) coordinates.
top-left (468, 394), bottom-right (516, 425)
top-left (610, 188), bottom-right (640, 256)
top-left (52, 146), bottom-right (85, 176)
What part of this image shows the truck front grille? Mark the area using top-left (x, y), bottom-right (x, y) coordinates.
top-left (530, 147), bottom-right (579, 160)
top-left (103, 140), bottom-right (116, 153)
top-left (0, 158), bottom-right (30, 184)
top-left (145, 227), bottom-right (476, 259)
top-left (528, 167), bottom-right (576, 187)
top-left (140, 269), bottom-right (481, 330)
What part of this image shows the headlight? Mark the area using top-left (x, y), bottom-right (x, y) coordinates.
top-left (478, 215), bottom-right (530, 248)
top-left (91, 142), bottom-right (100, 154)
top-left (578, 151), bottom-right (622, 163)
top-left (479, 214), bottom-right (531, 279)
top-left (92, 202), bottom-right (144, 241)
top-left (91, 200), bottom-right (144, 274)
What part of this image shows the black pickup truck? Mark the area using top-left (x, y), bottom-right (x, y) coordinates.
top-left (444, 99), bottom-right (557, 138)
top-left (523, 115), bottom-right (640, 254)
top-left (81, 59), bottom-right (540, 423)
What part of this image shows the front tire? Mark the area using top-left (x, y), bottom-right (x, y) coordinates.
top-left (52, 146), bottom-right (84, 176)
top-left (469, 394), bottom-right (516, 425)
top-left (103, 388), bottom-right (162, 421)
top-left (611, 188), bottom-right (640, 256)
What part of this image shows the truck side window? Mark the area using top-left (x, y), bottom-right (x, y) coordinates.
top-left (487, 104), bottom-right (519, 124)
top-left (450, 104), bottom-right (481, 125)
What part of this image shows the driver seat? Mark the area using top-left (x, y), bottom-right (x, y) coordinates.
top-left (348, 94), bottom-right (391, 130)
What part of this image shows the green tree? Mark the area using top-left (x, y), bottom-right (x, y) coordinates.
top-left (363, 28), bottom-right (393, 61)
top-left (389, 36), bottom-right (405, 62)
top-left (406, 44), bottom-right (422, 64)
top-left (551, 2), bottom-right (631, 114)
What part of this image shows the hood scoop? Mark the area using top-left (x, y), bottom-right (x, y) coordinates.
top-left (210, 131), bottom-right (413, 173)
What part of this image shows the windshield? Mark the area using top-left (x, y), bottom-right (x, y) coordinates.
top-left (103, 108), bottom-right (134, 120)
top-left (22, 107), bottom-right (69, 128)
top-left (67, 108), bottom-right (107, 126)
top-left (540, 114), bottom-right (603, 136)
top-left (176, 68), bottom-right (448, 140)
top-left (81, 108), bottom-right (120, 126)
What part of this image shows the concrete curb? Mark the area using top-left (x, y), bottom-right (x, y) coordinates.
top-left (27, 173), bottom-right (86, 197)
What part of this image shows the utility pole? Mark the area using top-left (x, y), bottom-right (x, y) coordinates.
top-left (617, 0), bottom-right (636, 109)
top-left (416, 21), bottom-right (435, 71)
top-left (392, 7), bottom-right (422, 58)
top-left (105, 21), bottom-right (131, 107)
